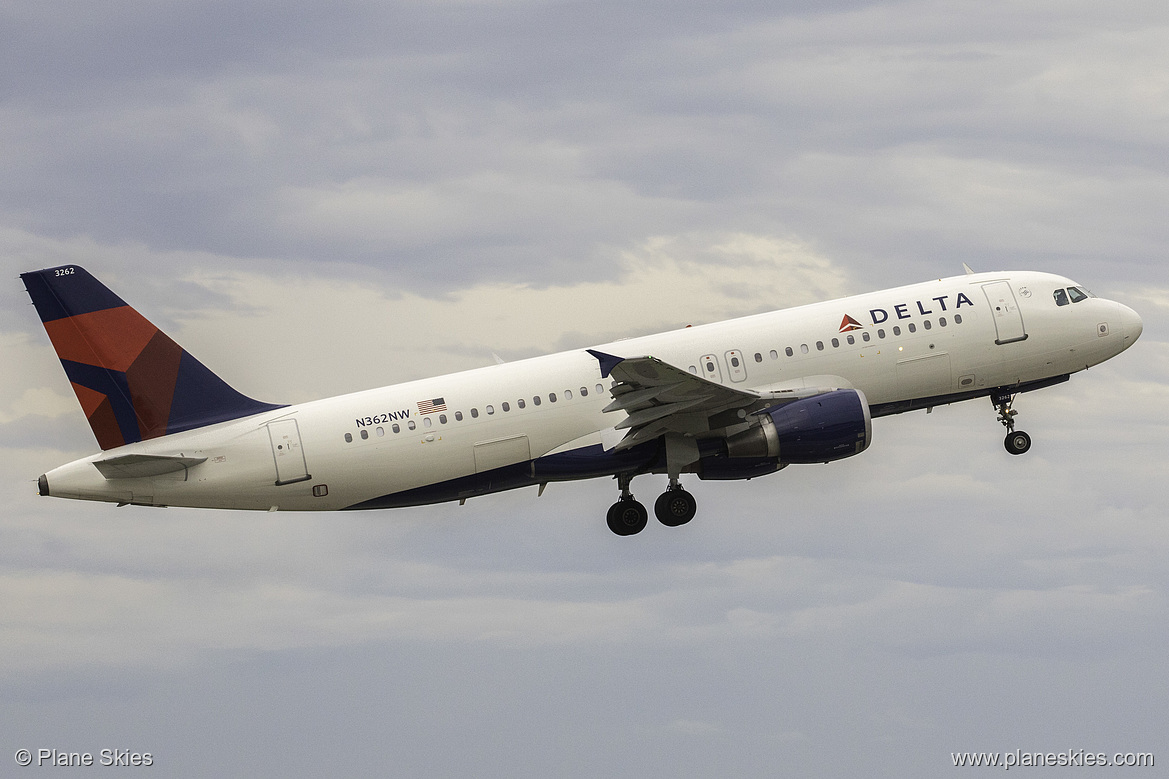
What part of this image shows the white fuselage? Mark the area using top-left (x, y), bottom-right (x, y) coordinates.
top-left (41, 271), bottom-right (1142, 511)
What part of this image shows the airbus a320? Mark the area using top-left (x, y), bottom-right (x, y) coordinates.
top-left (21, 265), bottom-right (1141, 535)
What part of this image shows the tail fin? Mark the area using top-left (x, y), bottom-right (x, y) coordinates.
top-left (21, 264), bottom-right (284, 450)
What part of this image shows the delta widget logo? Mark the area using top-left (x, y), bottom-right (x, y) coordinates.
top-left (839, 315), bottom-right (864, 333)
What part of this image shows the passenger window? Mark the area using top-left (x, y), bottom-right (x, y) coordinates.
top-left (1068, 286), bottom-right (1088, 303)
top-left (878, 329), bottom-right (886, 339)
top-left (392, 424), bottom-right (400, 433)
top-left (892, 326), bottom-right (901, 336)
top-left (376, 426), bottom-right (384, 437)
top-left (580, 386), bottom-right (588, 397)
top-left (862, 332), bottom-right (871, 342)
top-left (770, 350), bottom-right (778, 360)
top-left (846, 334), bottom-right (855, 345)
top-left (360, 429), bottom-right (369, 440)
top-left (1054, 289), bottom-right (1069, 306)
top-left (689, 366), bottom-right (698, 374)
top-left (502, 402), bottom-right (510, 412)
top-left (596, 384), bottom-right (604, 395)
top-left (517, 399), bottom-right (525, 409)
top-left (831, 338), bottom-right (839, 348)
top-left (564, 389), bottom-right (573, 400)
top-left (730, 356), bottom-right (741, 368)
top-left (816, 341), bottom-right (824, 351)
top-left (548, 393), bottom-right (557, 403)
top-left (923, 320), bottom-right (931, 330)
top-left (754, 352), bottom-right (762, 363)
top-left (408, 420), bottom-right (416, 430)
top-left (455, 411), bottom-right (463, 421)
top-left (344, 433), bottom-right (352, 443)
top-left (785, 347), bottom-right (794, 357)
top-left (438, 414), bottom-right (447, 424)
top-left (470, 408), bottom-right (478, 419)
top-left (800, 344), bottom-right (809, 354)
top-left (423, 417), bottom-right (432, 428)
top-left (939, 317), bottom-right (947, 327)
top-left (908, 323), bottom-right (916, 333)
top-left (954, 314), bottom-right (963, 324)
top-left (486, 405), bottom-right (494, 415)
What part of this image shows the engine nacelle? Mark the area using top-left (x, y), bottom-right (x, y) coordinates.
top-left (724, 389), bottom-right (872, 464)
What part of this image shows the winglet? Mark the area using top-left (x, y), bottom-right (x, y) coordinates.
top-left (20, 264), bottom-right (285, 450)
top-left (586, 349), bottom-right (624, 379)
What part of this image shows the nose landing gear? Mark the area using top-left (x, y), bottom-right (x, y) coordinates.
top-left (993, 389), bottom-right (1032, 455)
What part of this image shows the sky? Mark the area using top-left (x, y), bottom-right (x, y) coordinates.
top-left (2, 1), bottom-right (1168, 776)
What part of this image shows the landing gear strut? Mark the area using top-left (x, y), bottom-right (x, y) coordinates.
top-left (993, 389), bottom-right (1032, 456)
top-left (606, 473), bottom-right (648, 536)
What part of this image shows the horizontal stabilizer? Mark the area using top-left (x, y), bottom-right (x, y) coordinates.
top-left (92, 453), bottom-right (207, 479)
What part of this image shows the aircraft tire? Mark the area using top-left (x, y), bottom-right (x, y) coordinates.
top-left (655, 488), bottom-right (697, 527)
top-left (607, 499), bottom-right (648, 536)
top-left (1004, 430), bottom-right (1032, 455)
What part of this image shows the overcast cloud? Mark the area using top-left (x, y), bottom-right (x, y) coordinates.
top-left (2, 1), bottom-right (1168, 776)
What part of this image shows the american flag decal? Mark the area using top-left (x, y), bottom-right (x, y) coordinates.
top-left (417, 397), bottom-right (447, 415)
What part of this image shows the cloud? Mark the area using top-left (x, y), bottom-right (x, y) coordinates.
top-left (3, 1), bottom-right (1169, 776)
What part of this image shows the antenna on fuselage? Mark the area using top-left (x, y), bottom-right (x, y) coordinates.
top-left (962, 262), bottom-right (976, 275)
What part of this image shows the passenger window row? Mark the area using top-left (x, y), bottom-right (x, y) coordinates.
top-left (742, 314), bottom-right (964, 365)
top-left (344, 383), bottom-right (607, 443)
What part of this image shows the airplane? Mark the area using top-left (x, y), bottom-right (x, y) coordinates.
top-left (21, 264), bottom-right (1142, 535)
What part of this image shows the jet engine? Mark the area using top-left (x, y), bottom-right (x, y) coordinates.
top-left (724, 389), bottom-right (872, 464)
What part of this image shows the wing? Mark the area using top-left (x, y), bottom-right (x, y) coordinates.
top-left (587, 349), bottom-right (846, 451)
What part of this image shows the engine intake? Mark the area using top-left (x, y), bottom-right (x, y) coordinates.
top-left (725, 389), bottom-right (872, 464)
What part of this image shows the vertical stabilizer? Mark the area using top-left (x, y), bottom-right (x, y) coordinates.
top-left (21, 265), bottom-right (284, 450)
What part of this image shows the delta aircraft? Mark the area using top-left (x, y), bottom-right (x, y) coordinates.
top-left (22, 264), bottom-right (1142, 535)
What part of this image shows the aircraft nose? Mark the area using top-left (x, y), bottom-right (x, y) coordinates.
top-left (1117, 302), bottom-right (1143, 345)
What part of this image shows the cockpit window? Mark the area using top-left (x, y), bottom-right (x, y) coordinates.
top-left (1067, 286), bottom-right (1089, 303)
top-left (1053, 289), bottom-right (1069, 306)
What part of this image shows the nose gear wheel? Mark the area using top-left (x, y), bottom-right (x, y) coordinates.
top-left (992, 389), bottom-right (1032, 456)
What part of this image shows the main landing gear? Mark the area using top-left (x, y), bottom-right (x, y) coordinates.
top-left (993, 389), bottom-right (1032, 456)
top-left (606, 473), bottom-right (697, 536)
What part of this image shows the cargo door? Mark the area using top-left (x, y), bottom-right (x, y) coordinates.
top-left (474, 435), bottom-right (531, 473)
top-left (896, 352), bottom-right (953, 398)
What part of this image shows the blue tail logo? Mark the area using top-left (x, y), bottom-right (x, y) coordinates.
top-left (21, 265), bottom-right (285, 450)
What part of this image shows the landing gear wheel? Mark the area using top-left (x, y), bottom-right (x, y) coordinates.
top-left (655, 487), bottom-right (697, 527)
top-left (1004, 430), bottom-right (1032, 455)
top-left (607, 499), bottom-right (648, 536)
top-left (992, 390), bottom-right (1031, 456)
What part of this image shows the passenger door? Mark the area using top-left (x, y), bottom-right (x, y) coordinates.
top-left (982, 281), bottom-right (1027, 344)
